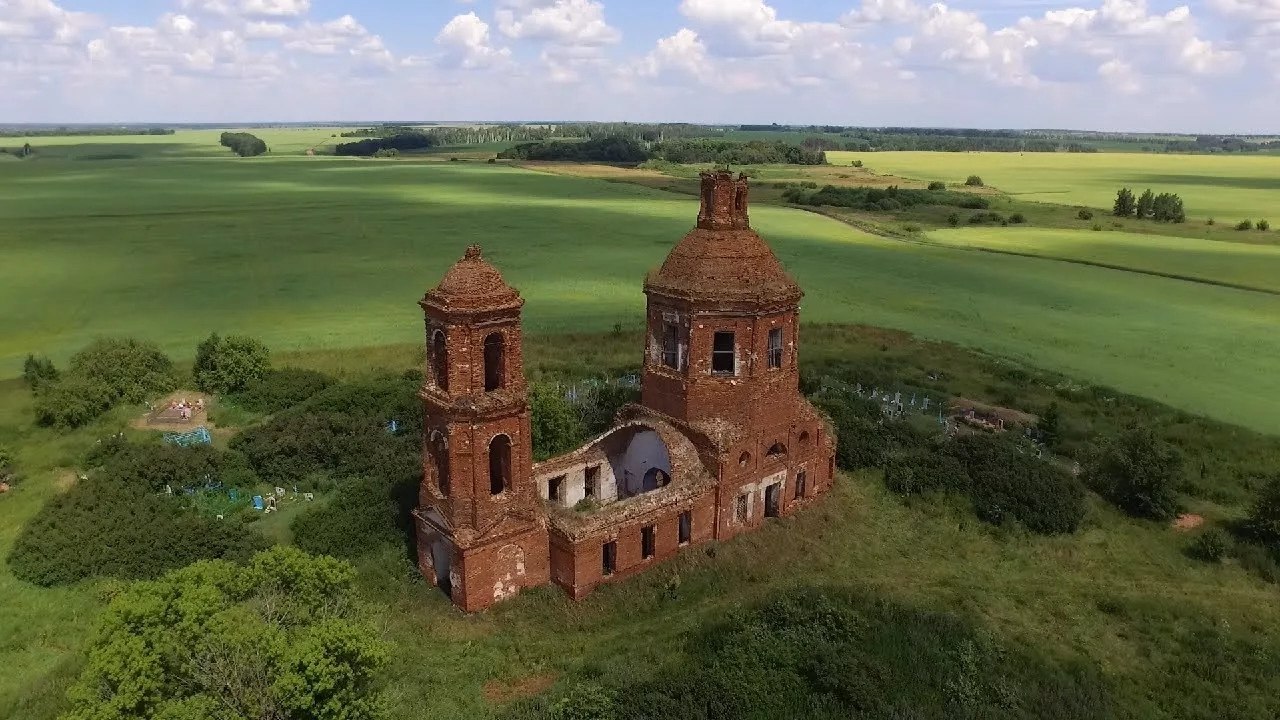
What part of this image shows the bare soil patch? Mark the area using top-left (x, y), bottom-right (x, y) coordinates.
top-left (129, 390), bottom-right (216, 432)
top-left (1172, 514), bottom-right (1205, 532)
top-left (483, 672), bottom-right (557, 705)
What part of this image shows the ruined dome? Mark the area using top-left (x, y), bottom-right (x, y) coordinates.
top-left (645, 171), bottom-right (801, 304)
top-left (422, 245), bottom-right (523, 312)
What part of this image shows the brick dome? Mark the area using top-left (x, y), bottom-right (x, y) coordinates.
top-left (645, 172), bottom-right (801, 304)
top-left (423, 245), bottom-right (523, 312)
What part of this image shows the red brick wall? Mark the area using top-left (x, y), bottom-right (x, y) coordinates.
top-left (550, 489), bottom-right (717, 599)
top-left (453, 526), bottom-right (550, 613)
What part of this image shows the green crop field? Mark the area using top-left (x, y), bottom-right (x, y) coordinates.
top-left (925, 227), bottom-right (1280, 294)
top-left (1, 128), bottom-right (350, 159)
top-left (3, 152), bottom-right (1279, 433)
top-left (828, 150), bottom-right (1280, 221)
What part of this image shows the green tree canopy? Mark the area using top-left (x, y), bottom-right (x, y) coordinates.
top-left (1085, 426), bottom-right (1182, 521)
top-left (62, 546), bottom-right (387, 720)
top-left (1113, 188), bottom-right (1136, 217)
top-left (1241, 475), bottom-right (1280, 549)
top-left (1135, 189), bottom-right (1155, 219)
top-left (194, 333), bottom-right (271, 395)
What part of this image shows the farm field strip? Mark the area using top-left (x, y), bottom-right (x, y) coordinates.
top-left (924, 227), bottom-right (1280, 295)
top-left (829, 150), bottom-right (1280, 220)
top-left (2, 157), bottom-right (1278, 433)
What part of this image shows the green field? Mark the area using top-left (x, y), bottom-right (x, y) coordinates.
top-left (925, 227), bottom-right (1280, 294)
top-left (3, 153), bottom-right (1279, 433)
top-left (2, 128), bottom-right (350, 159)
top-left (829, 150), bottom-right (1280, 221)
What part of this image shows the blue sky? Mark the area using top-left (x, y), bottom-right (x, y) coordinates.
top-left (3, 0), bottom-right (1277, 131)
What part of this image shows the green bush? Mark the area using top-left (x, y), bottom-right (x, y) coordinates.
top-left (1085, 426), bottom-right (1181, 521)
top-left (964, 175), bottom-right (984, 186)
top-left (68, 337), bottom-right (177, 404)
top-left (291, 473), bottom-right (416, 560)
top-left (0, 445), bottom-right (13, 475)
top-left (87, 440), bottom-right (258, 493)
top-left (927, 181), bottom-right (946, 191)
top-left (8, 473), bottom-right (265, 586)
top-left (1188, 528), bottom-right (1229, 562)
top-left (532, 383), bottom-right (584, 461)
top-left (1258, 219), bottom-right (1271, 231)
top-left (851, 160), bottom-right (863, 167)
top-left (1009, 212), bottom-right (1026, 224)
top-left (1077, 208), bottom-right (1094, 220)
top-left (968, 211), bottom-right (1004, 225)
top-left (1236, 219), bottom-right (1254, 231)
top-left (22, 354), bottom-right (59, 391)
top-left (884, 448), bottom-right (969, 495)
top-left (1240, 475), bottom-right (1280, 549)
top-left (32, 374), bottom-right (115, 427)
top-left (589, 586), bottom-right (1111, 720)
top-left (232, 410), bottom-right (416, 487)
top-left (229, 367), bottom-right (335, 413)
top-left (946, 212), bottom-right (960, 227)
top-left (62, 547), bottom-right (386, 720)
top-left (947, 434), bottom-right (1087, 534)
top-left (193, 333), bottom-right (271, 395)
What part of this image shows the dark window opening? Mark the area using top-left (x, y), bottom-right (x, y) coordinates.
top-left (766, 442), bottom-right (787, 460)
top-left (661, 322), bottom-right (680, 369)
top-left (431, 330), bottom-right (448, 391)
top-left (431, 431), bottom-right (450, 495)
top-left (734, 493), bottom-right (748, 524)
top-left (642, 525), bottom-right (655, 559)
top-left (735, 187), bottom-right (746, 213)
top-left (585, 465), bottom-right (599, 498)
top-left (602, 541), bottom-right (617, 576)
top-left (768, 328), bottom-right (783, 369)
top-left (712, 331), bottom-right (735, 376)
top-left (765, 483), bottom-right (781, 518)
top-left (489, 435), bottom-right (511, 495)
top-left (549, 475), bottom-right (565, 503)
top-left (483, 332), bottom-right (505, 391)
top-left (678, 511), bottom-right (691, 545)
top-left (795, 471), bottom-right (807, 500)
top-left (738, 451), bottom-right (751, 467)
top-left (702, 186), bottom-right (713, 215)
top-left (798, 430), bottom-right (810, 446)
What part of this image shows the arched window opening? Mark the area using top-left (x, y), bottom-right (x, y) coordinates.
top-left (431, 431), bottom-right (450, 495)
top-left (738, 451), bottom-right (751, 467)
top-left (766, 442), bottom-right (787, 460)
top-left (431, 330), bottom-right (448, 391)
top-left (489, 434), bottom-right (512, 495)
top-left (734, 187), bottom-right (746, 213)
top-left (798, 431), bottom-right (810, 446)
top-left (483, 332), bottom-right (505, 391)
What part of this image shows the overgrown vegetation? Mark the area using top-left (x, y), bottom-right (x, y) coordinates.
top-left (1112, 187), bottom-right (1186, 222)
top-left (62, 547), bottom-right (387, 720)
top-left (497, 136), bottom-right (827, 165)
top-left (782, 184), bottom-right (989, 211)
top-left (335, 129), bottom-right (437, 156)
top-left (228, 367), bottom-right (336, 413)
top-left (1084, 426), bottom-right (1182, 521)
top-left (8, 441), bottom-right (266, 586)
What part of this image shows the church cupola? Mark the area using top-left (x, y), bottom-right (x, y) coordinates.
top-left (697, 170), bottom-right (751, 230)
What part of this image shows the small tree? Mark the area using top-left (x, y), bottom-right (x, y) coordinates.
top-left (1135, 189), bottom-right (1155, 219)
top-left (22, 354), bottom-right (59, 391)
top-left (1240, 475), bottom-right (1280, 549)
top-left (1036, 402), bottom-right (1062, 449)
top-left (1151, 193), bottom-right (1186, 223)
top-left (530, 383), bottom-right (584, 461)
top-left (1112, 188), bottom-right (1136, 217)
top-left (1085, 426), bottom-right (1181, 521)
top-left (193, 333), bottom-right (271, 395)
top-left (1236, 219), bottom-right (1253, 231)
top-left (1077, 208), bottom-right (1094, 220)
top-left (946, 212), bottom-right (960, 227)
top-left (69, 337), bottom-right (177, 404)
top-left (1258, 219), bottom-right (1270, 231)
top-left (928, 181), bottom-right (946, 191)
top-left (965, 175), bottom-right (983, 187)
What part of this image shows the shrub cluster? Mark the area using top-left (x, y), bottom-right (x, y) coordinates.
top-left (219, 131), bottom-right (267, 157)
top-left (22, 354), bottom-right (58, 391)
top-left (31, 338), bottom-right (178, 427)
top-left (8, 444), bottom-right (266, 586)
top-left (516, 587), bottom-right (1111, 720)
top-left (946, 434), bottom-right (1087, 534)
top-left (498, 136), bottom-right (650, 163)
top-left (193, 332), bottom-right (270, 395)
top-left (1113, 187), bottom-right (1186, 222)
top-left (291, 472), bottom-right (416, 559)
top-left (228, 367), bottom-right (335, 413)
top-left (334, 130), bottom-right (435, 156)
top-left (230, 374), bottom-right (422, 487)
top-left (783, 184), bottom-right (990, 212)
top-left (1084, 426), bottom-right (1182, 521)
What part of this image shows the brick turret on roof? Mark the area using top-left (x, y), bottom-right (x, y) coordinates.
top-left (422, 245), bottom-right (523, 312)
top-left (645, 170), bottom-right (802, 305)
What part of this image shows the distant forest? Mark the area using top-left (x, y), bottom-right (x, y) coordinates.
top-left (0, 127), bottom-right (174, 138)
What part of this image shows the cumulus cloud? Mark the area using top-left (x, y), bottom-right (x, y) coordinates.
top-left (496, 0), bottom-right (619, 46)
top-left (435, 12), bottom-right (511, 69)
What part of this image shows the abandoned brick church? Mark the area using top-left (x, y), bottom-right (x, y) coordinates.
top-left (412, 170), bottom-right (837, 612)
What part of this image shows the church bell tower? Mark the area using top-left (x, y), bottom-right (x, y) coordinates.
top-left (413, 245), bottom-right (549, 612)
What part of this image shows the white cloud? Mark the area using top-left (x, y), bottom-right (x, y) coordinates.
top-left (435, 12), bottom-right (511, 69)
top-left (0, 0), bottom-right (95, 41)
top-left (179, 0), bottom-right (309, 18)
top-left (496, 0), bottom-right (619, 46)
